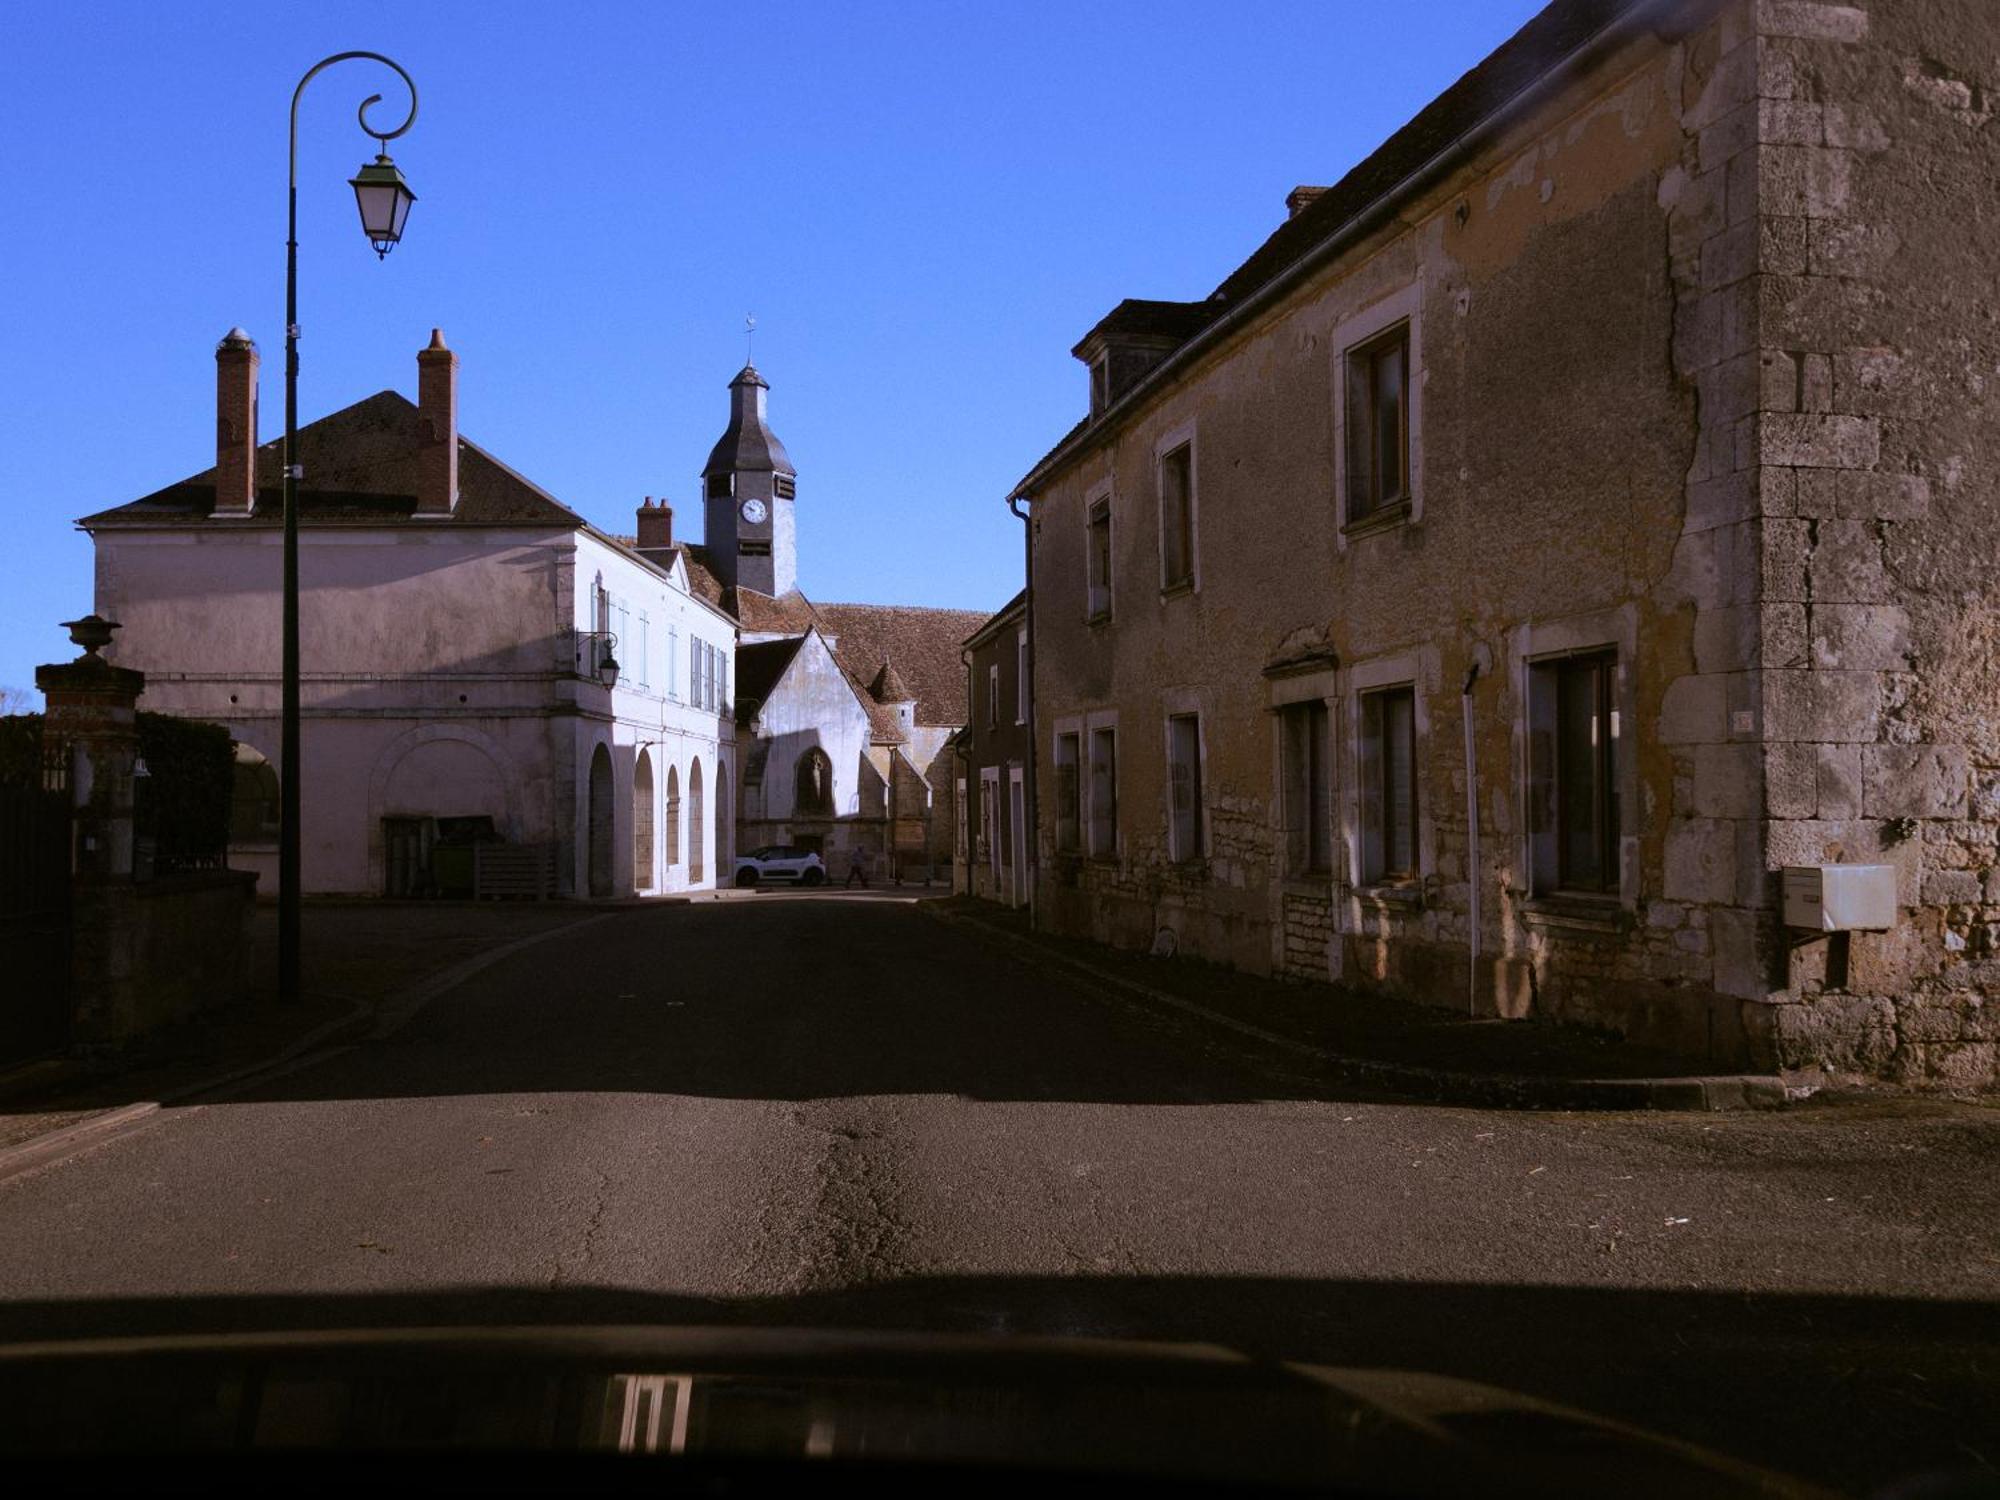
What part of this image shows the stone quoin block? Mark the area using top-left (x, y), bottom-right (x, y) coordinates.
top-left (1760, 412), bottom-right (1880, 470)
top-left (1665, 817), bottom-right (1738, 903)
top-left (1809, 603), bottom-right (1911, 671)
top-left (1809, 519), bottom-right (1888, 603)
top-left (1835, 470), bottom-right (1929, 520)
top-left (1693, 742), bottom-right (1765, 819)
top-left (1766, 742), bottom-right (1819, 817)
top-left (1763, 669), bottom-right (1884, 743)
top-left (1756, 1), bottom-right (1869, 44)
top-left (1863, 745), bottom-right (1970, 820)
top-left (1816, 744), bottom-right (1864, 819)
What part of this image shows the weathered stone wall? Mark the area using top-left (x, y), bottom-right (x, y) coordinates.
top-left (1736, 0), bottom-right (2000, 1085)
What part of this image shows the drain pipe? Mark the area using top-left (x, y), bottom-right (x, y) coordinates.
top-left (1461, 654), bottom-right (1483, 1018)
top-left (1007, 493), bottom-right (1036, 929)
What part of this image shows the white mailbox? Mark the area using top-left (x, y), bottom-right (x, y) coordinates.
top-left (1782, 864), bottom-right (1896, 931)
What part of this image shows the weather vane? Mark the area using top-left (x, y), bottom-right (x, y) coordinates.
top-left (745, 313), bottom-right (756, 364)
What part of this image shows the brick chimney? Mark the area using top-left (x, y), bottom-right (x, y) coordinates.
top-left (1286, 185), bottom-right (1328, 219)
top-left (416, 328), bottom-right (458, 516)
top-left (635, 496), bottom-right (674, 552)
top-left (214, 328), bottom-right (259, 518)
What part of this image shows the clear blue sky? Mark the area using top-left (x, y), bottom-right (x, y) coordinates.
top-left (2, 0), bottom-right (1542, 695)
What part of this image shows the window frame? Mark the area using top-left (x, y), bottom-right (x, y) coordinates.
top-left (1358, 684), bottom-right (1420, 886)
top-left (1278, 698), bottom-right (1333, 877)
top-left (1085, 715), bottom-right (1119, 860)
top-left (1015, 629), bottom-right (1029, 725)
top-left (1527, 648), bottom-right (1622, 899)
top-left (987, 663), bottom-right (1000, 728)
top-left (1052, 727), bottom-right (1082, 853)
top-left (1331, 283), bottom-right (1424, 542)
top-left (1084, 482), bottom-right (1114, 624)
top-left (1155, 424), bottom-right (1198, 594)
top-left (1165, 712), bottom-right (1205, 864)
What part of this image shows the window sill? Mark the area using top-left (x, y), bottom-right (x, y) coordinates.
top-left (1352, 881), bottom-right (1424, 910)
top-left (1085, 611), bottom-right (1113, 629)
top-left (1518, 894), bottom-right (1629, 935)
top-left (1282, 873), bottom-right (1336, 897)
top-left (1341, 499), bottom-right (1413, 540)
top-left (1159, 579), bottom-right (1196, 601)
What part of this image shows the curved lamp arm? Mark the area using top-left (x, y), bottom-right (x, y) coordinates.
top-left (290, 51), bottom-right (418, 188)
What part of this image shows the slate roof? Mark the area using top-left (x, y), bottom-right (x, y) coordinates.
top-left (1070, 299), bottom-right (1219, 359)
top-left (815, 602), bottom-right (989, 727)
top-left (702, 364), bottom-right (797, 478)
top-left (1013, 0), bottom-right (1652, 494)
top-left (78, 391), bottom-right (582, 529)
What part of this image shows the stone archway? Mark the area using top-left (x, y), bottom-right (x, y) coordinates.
top-left (633, 748), bottom-right (655, 892)
top-left (587, 743), bottom-right (615, 898)
top-left (716, 757), bottom-right (733, 875)
top-left (689, 757), bottom-right (706, 886)
top-left (665, 764), bottom-right (682, 871)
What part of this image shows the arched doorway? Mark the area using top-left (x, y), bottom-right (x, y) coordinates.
top-left (716, 758), bottom-right (733, 875)
top-left (633, 748), bottom-right (655, 892)
top-left (689, 757), bottom-right (706, 885)
top-left (587, 743), bottom-right (614, 897)
top-left (664, 764), bottom-right (682, 872)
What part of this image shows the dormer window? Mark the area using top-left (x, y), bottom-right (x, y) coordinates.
top-left (1089, 356), bottom-right (1109, 416)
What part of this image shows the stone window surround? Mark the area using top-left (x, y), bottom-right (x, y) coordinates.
top-left (1341, 647), bottom-right (1437, 919)
top-left (1056, 708), bottom-right (1121, 862)
top-left (1050, 715), bottom-right (1084, 854)
top-left (1268, 680), bottom-right (1336, 887)
top-left (1153, 418), bottom-right (1201, 597)
top-left (1161, 688), bottom-right (1209, 864)
top-left (1508, 604), bottom-right (1640, 913)
top-left (1332, 280), bottom-right (1424, 546)
top-left (1084, 478), bottom-right (1115, 624)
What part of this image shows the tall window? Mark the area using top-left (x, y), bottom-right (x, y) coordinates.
top-left (1054, 732), bottom-right (1081, 852)
top-left (1360, 685), bottom-right (1418, 884)
top-left (1528, 652), bottom-right (1620, 895)
top-left (955, 776), bottom-right (968, 857)
top-left (637, 614), bottom-right (650, 689)
top-left (1159, 442), bottom-right (1194, 589)
top-left (1167, 714), bottom-right (1204, 862)
top-left (691, 636), bottom-right (702, 708)
top-left (1086, 497), bottom-right (1112, 620)
top-left (718, 652), bottom-right (729, 714)
top-left (1087, 726), bottom-right (1118, 858)
top-left (668, 625), bottom-right (679, 700)
top-left (1280, 700), bottom-right (1332, 875)
top-left (1345, 323), bottom-right (1410, 522)
top-left (1016, 630), bottom-right (1029, 723)
top-left (988, 664), bottom-right (1000, 728)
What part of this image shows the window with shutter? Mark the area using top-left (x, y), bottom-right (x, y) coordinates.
top-left (1088, 727), bottom-right (1118, 858)
top-left (1280, 700), bottom-right (1332, 875)
top-left (1360, 685), bottom-right (1418, 883)
top-left (1344, 323), bottom-right (1410, 523)
top-left (1529, 651), bottom-right (1619, 895)
top-left (1054, 733), bottom-right (1081, 852)
top-left (1167, 714), bottom-right (1203, 862)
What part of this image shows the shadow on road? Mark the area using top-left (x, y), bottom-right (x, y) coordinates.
top-left (0, 1274), bottom-right (1991, 1492)
top-left (201, 901), bottom-right (1428, 1108)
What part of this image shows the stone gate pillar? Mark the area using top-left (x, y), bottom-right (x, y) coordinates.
top-left (35, 615), bottom-right (146, 1046)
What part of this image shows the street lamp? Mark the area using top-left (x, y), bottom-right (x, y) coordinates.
top-left (279, 52), bottom-right (418, 1004)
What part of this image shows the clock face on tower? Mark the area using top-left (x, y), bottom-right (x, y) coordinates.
top-left (740, 498), bottom-right (769, 525)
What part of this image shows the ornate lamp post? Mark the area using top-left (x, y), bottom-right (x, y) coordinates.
top-left (280, 54), bottom-right (418, 1003)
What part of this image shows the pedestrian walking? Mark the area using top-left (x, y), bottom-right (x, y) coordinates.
top-left (845, 846), bottom-right (870, 888)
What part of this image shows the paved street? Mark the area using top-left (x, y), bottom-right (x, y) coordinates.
top-left (0, 894), bottom-right (1995, 1491)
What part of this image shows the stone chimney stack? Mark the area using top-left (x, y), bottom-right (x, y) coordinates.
top-left (1286, 185), bottom-right (1328, 219)
top-left (214, 328), bottom-right (259, 518)
top-left (635, 496), bottom-right (674, 552)
top-left (416, 328), bottom-right (459, 516)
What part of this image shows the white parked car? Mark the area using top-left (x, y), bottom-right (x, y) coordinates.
top-left (733, 845), bottom-right (827, 887)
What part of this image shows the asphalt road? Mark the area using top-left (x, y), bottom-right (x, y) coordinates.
top-left (0, 893), bottom-right (1995, 1492)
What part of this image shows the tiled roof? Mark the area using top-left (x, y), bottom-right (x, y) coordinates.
top-left (731, 587), bottom-right (820, 636)
top-left (1012, 0), bottom-right (1648, 495)
top-left (664, 544), bottom-right (728, 608)
top-left (814, 602), bottom-right (989, 728)
top-left (78, 391), bottom-right (582, 529)
top-left (868, 659), bottom-right (914, 704)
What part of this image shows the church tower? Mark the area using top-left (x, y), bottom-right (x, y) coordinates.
top-left (702, 365), bottom-right (797, 597)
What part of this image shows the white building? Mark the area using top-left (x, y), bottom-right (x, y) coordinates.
top-left (80, 328), bottom-right (738, 898)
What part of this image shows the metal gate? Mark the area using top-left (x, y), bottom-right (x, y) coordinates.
top-left (0, 744), bottom-right (73, 1064)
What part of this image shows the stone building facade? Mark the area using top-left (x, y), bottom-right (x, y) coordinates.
top-left (1010, 0), bottom-right (2000, 1086)
top-left (956, 591), bottom-right (1031, 904)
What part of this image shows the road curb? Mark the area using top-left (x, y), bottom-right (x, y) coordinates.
top-left (0, 910), bottom-right (621, 1183)
top-left (923, 905), bottom-right (1787, 1113)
